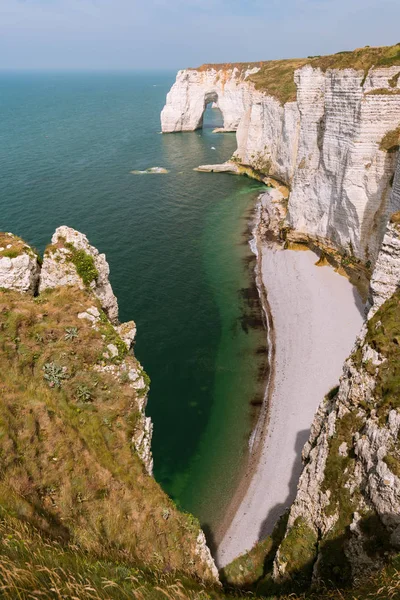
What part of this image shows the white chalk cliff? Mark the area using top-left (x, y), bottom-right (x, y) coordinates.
top-left (161, 59), bottom-right (400, 263)
top-left (273, 211), bottom-right (400, 585)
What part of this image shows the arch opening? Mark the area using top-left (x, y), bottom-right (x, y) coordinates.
top-left (198, 92), bottom-right (224, 130)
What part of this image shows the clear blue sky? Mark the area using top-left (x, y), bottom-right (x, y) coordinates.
top-left (1, 0), bottom-right (400, 70)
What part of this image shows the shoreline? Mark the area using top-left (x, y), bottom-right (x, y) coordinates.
top-left (215, 190), bottom-right (365, 567)
top-left (213, 194), bottom-right (276, 549)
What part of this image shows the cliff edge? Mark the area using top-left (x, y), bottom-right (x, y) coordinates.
top-left (0, 227), bottom-right (219, 588)
top-left (161, 44), bottom-right (400, 265)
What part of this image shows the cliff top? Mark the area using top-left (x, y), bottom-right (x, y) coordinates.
top-left (192, 43), bottom-right (400, 104)
top-left (0, 229), bottom-right (218, 586)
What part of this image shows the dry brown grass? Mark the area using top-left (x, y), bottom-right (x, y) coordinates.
top-left (380, 126), bottom-right (400, 153)
top-left (0, 287), bottom-right (214, 583)
top-left (0, 510), bottom-right (219, 599)
top-left (0, 232), bottom-right (36, 260)
top-left (191, 44), bottom-right (400, 104)
top-left (366, 88), bottom-right (400, 96)
top-left (0, 504), bottom-right (398, 599)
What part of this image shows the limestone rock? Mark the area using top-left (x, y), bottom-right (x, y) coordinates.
top-left (367, 207), bottom-right (400, 318)
top-left (162, 64), bottom-right (400, 262)
top-left (195, 531), bottom-right (220, 582)
top-left (0, 234), bottom-right (40, 294)
top-left (116, 321), bottom-right (137, 350)
top-left (161, 66), bottom-right (260, 133)
top-left (273, 220), bottom-right (400, 584)
top-left (40, 226), bottom-right (118, 323)
top-left (132, 416), bottom-right (154, 476)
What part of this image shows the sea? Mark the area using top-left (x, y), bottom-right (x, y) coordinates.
top-left (0, 71), bottom-right (267, 540)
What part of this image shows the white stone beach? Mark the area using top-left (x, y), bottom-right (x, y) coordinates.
top-left (216, 240), bottom-right (365, 567)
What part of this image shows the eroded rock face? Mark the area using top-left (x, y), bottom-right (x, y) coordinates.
top-left (161, 66), bottom-right (260, 133)
top-left (81, 306), bottom-right (153, 475)
top-left (367, 210), bottom-right (400, 318)
top-left (0, 233), bottom-right (40, 294)
top-left (273, 217), bottom-right (400, 587)
top-left (39, 226), bottom-right (119, 323)
top-left (162, 64), bottom-right (400, 263)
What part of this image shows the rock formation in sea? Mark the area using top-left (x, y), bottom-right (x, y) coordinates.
top-left (0, 232), bottom-right (40, 294)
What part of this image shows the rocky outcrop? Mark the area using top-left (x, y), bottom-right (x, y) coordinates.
top-left (0, 227), bottom-right (219, 583)
top-left (39, 226), bottom-right (118, 323)
top-left (2, 226), bottom-right (153, 475)
top-left (161, 66), bottom-right (260, 132)
top-left (366, 157), bottom-right (400, 316)
top-left (273, 216), bottom-right (400, 587)
top-left (0, 233), bottom-right (40, 294)
top-left (162, 57), bottom-right (400, 263)
top-left (78, 304), bottom-right (153, 475)
top-left (195, 531), bottom-right (220, 582)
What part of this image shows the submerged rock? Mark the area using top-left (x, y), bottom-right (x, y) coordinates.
top-left (130, 166), bottom-right (169, 174)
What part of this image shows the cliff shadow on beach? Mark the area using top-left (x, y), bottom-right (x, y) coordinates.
top-left (258, 428), bottom-right (311, 541)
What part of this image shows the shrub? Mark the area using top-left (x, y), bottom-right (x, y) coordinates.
top-left (65, 243), bottom-right (99, 286)
top-left (65, 327), bottom-right (78, 341)
top-left (43, 362), bottom-right (69, 388)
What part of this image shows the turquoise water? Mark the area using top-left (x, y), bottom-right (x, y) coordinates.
top-left (0, 72), bottom-right (266, 536)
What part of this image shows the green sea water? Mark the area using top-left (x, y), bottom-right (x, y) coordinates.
top-left (0, 72), bottom-right (267, 537)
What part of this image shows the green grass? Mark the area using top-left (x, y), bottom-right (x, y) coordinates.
top-left (64, 242), bottom-right (99, 286)
top-left (193, 44), bottom-right (400, 104)
top-left (362, 286), bottom-right (400, 418)
top-left (276, 517), bottom-right (318, 587)
top-left (0, 232), bottom-right (38, 261)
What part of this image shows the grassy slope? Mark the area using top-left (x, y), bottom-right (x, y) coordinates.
top-left (0, 286), bottom-right (214, 584)
top-left (193, 43), bottom-right (400, 104)
top-left (0, 504), bottom-right (398, 599)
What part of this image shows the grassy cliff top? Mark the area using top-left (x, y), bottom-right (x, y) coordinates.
top-left (0, 285), bottom-right (215, 583)
top-left (192, 43), bottom-right (400, 104)
top-left (0, 232), bottom-right (38, 261)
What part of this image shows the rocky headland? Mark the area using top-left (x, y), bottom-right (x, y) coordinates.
top-left (160, 43), bottom-right (400, 596)
top-left (0, 226), bottom-right (219, 595)
top-left (1, 43), bottom-right (400, 600)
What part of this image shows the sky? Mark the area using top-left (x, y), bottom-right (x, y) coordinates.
top-left (1, 0), bottom-right (400, 71)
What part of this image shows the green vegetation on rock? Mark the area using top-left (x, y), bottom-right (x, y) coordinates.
top-left (220, 512), bottom-right (288, 591)
top-left (362, 287), bottom-right (400, 418)
top-left (65, 242), bottom-right (99, 285)
top-left (277, 517), bottom-right (318, 587)
top-left (195, 44), bottom-right (400, 104)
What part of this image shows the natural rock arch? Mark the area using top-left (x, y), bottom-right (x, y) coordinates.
top-left (194, 91), bottom-right (223, 130)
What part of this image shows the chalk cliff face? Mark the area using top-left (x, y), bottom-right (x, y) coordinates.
top-left (272, 213), bottom-right (400, 588)
top-left (162, 58), bottom-right (400, 263)
top-left (161, 66), bottom-right (260, 132)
